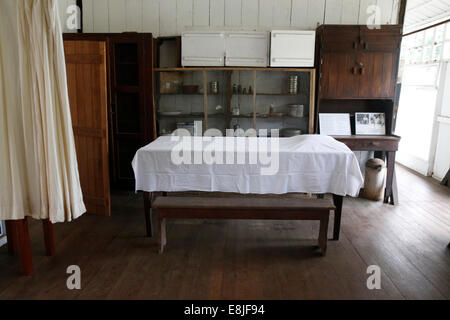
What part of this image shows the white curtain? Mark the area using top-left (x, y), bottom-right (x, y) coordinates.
top-left (0, 0), bottom-right (85, 223)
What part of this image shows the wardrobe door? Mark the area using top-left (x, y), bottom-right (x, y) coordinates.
top-left (357, 26), bottom-right (401, 99)
top-left (357, 51), bottom-right (397, 98)
top-left (320, 52), bottom-right (359, 99)
top-left (64, 40), bottom-right (110, 216)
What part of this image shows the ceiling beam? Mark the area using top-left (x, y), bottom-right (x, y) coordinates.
top-left (398, 0), bottom-right (408, 26)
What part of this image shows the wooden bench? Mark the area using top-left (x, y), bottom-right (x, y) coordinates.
top-left (152, 196), bottom-right (335, 256)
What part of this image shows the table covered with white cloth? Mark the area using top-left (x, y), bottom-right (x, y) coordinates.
top-left (132, 135), bottom-right (363, 197)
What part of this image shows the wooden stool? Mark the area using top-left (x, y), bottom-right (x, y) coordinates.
top-left (5, 218), bottom-right (55, 276)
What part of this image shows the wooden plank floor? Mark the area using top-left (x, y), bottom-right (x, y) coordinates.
top-left (0, 164), bottom-right (449, 300)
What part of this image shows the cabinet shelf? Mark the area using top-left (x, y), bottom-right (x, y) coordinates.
top-left (158, 93), bottom-right (220, 96)
top-left (157, 113), bottom-right (226, 118)
top-left (157, 114), bottom-right (203, 118)
top-left (233, 93), bottom-right (306, 97)
top-left (116, 61), bottom-right (138, 65)
top-left (230, 115), bottom-right (306, 119)
top-left (159, 92), bottom-right (306, 97)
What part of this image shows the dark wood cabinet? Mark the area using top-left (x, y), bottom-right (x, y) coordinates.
top-left (110, 34), bottom-right (154, 188)
top-left (315, 25), bottom-right (402, 205)
top-left (317, 25), bottom-right (401, 100)
top-left (63, 33), bottom-right (155, 189)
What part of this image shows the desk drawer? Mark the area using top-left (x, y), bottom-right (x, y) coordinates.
top-left (338, 139), bottom-right (399, 151)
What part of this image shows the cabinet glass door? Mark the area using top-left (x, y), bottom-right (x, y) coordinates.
top-left (255, 70), bottom-right (310, 136)
top-left (155, 70), bottom-right (206, 136)
top-left (205, 70), bottom-right (227, 135)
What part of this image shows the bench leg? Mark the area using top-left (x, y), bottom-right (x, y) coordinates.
top-left (158, 216), bottom-right (166, 254)
top-left (42, 219), bottom-right (55, 256)
top-left (143, 192), bottom-right (153, 237)
top-left (332, 194), bottom-right (343, 240)
top-left (318, 216), bottom-right (329, 256)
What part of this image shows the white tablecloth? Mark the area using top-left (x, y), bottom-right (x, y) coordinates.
top-left (132, 135), bottom-right (364, 197)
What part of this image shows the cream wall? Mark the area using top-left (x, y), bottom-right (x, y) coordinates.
top-left (58, 0), bottom-right (401, 35)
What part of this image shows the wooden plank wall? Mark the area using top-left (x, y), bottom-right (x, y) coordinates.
top-left (58, 0), bottom-right (78, 33)
top-left (57, 0), bottom-right (400, 36)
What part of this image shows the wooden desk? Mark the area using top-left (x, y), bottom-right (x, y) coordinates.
top-left (333, 135), bottom-right (401, 205)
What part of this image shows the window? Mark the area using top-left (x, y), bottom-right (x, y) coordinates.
top-left (396, 22), bottom-right (450, 175)
top-left (400, 22), bottom-right (450, 65)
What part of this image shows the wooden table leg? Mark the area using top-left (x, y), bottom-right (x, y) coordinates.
top-left (158, 216), bottom-right (166, 254)
top-left (14, 218), bottom-right (33, 276)
top-left (332, 194), bottom-right (343, 241)
top-left (42, 219), bottom-right (55, 256)
top-left (5, 220), bottom-right (18, 255)
top-left (143, 192), bottom-right (153, 237)
top-left (318, 215), bottom-right (329, 256)
top-left (384, 151), bottom-right (396, 205)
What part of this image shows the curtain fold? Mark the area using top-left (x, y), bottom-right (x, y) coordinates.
top-left (0, 0), bottom-right (85, 223)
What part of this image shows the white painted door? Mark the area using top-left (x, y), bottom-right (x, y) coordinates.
top-left (432, 61), bottom-right (450, 180)
top-left (182, 32), bottom-right (225, 66)
top-left (270, 30), bottom-right (316, 67)
top-left (225, 32), bottom-right (269, 67)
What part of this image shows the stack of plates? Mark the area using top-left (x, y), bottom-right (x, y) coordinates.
top-left (288, 75), bottom-right (298, 94)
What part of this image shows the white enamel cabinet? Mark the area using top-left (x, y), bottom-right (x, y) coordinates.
top-left (182, 32), bottom-right (225, 67)
top-left (225, 32), bottom-right (269, 67)
top-left (270, 30), bottom-right (316, 67)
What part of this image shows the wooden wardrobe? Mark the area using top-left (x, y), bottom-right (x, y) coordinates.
top-left (63, 33), bottom-right (155, 214)
top-left (315, 25), bottom-right (402, 133)
top-left (314, 25), bottom-right (402, 205)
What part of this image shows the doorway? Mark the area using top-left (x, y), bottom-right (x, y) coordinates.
top-left (396, 21), bottom-right (450, 177)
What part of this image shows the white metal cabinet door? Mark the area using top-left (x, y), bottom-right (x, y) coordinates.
top-left (225, 32), bottom-right (269, 67)
top-left (270, 30), bottom-right (316, 67)
top-left (182, 32), bottom-right (225, 66)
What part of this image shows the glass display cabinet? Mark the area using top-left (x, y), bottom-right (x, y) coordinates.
top-left (153, 67), bottom-right (315, 137)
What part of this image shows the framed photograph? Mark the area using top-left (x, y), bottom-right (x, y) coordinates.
top-left (355, 112), bottom-right (386, 135)
top-left (319, 113), bottom-right (351, 136)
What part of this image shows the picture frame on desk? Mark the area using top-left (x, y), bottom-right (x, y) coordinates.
top-left (355, 112), bottom-right (386, 135)
top-left (319, 113), bottom-right (351, 136)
